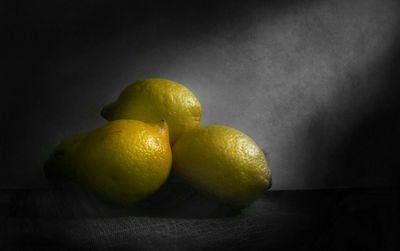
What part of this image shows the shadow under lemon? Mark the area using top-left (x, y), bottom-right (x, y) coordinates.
top-left (47, 173), bottom-right (242, 219)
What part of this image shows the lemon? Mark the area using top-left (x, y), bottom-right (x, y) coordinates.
top-left (101, 78), bottom-right (201, 144)
top-left (44, 133), bottom-right (86, 183)
top-left (172, 125), bottom-right (271, 208)
top-left (74, 119), bottom-right (172, 205)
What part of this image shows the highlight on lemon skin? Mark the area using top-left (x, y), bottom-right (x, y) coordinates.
top-left (172, 125), bottom-right (272, 208)
top-left (101, 78), bottom-right (202, 144)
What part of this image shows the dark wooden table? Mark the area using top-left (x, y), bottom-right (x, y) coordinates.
top-left (1, 185), bottom-right (399, 250)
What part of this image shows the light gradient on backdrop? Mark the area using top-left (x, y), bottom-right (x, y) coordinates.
top-left (2, 0), bottom-right (400, 189)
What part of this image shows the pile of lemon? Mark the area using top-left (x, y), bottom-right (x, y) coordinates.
top-left (45, 78), bottom-right (271, 208)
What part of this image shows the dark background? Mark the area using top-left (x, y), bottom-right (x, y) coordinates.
top-left (3, 0), bottom-right (400, 190)
top-left (2, 0), bottom-right (400, 249)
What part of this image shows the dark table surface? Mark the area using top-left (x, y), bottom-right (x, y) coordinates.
top-left (1, 185), bottom-right (399, 250)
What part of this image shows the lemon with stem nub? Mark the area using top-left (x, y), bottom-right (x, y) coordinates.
top-left (73, 119), bottom-right (172, 205)
top-left (101, 78), bottom-right (201, 144)
top-left (172, 125), bottom-right (271, 208)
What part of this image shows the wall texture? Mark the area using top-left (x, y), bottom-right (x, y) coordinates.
top-left (3, 0), bottom-right (400, 190)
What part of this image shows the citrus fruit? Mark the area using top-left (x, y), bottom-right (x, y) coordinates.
top-left (172, 125), bottom-right (271, 208)
top-left (101, 78), bottom-right (201, 144)
top-left (74, 119), bottom-right (172, 205)
top-left (44, 133), bottom-right (86, 183)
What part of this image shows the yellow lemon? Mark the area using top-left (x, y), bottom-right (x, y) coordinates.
top-left (101, 78), bottom-right (201, 144)
top-left (74, 119), bottom-right (172, 205)
top-left (44, 133), bottom-right (86, 183)
top-left (172, 125), bottom-right (271, 208)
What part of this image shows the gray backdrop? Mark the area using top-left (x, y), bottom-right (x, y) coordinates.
top-left (3, 0), bottom-right (400, 190)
